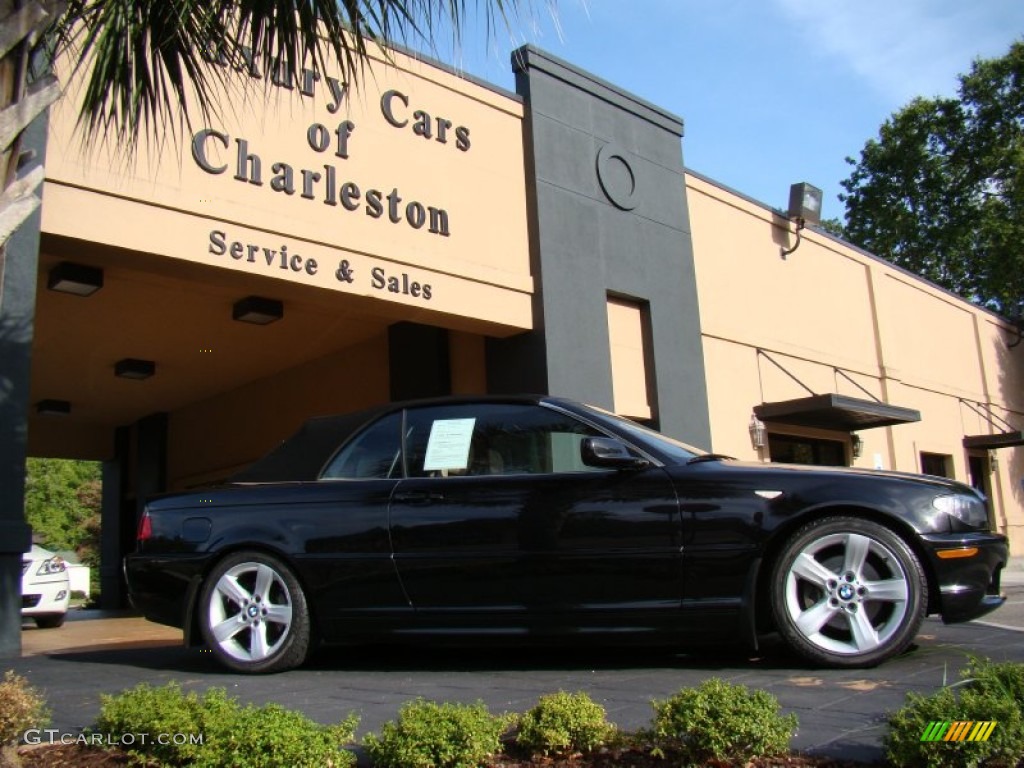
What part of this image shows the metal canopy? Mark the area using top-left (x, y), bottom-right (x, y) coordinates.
top-left (963, 431), bottom-right (1024, 450)
top-left (754, 393), bottom-right (922, 432)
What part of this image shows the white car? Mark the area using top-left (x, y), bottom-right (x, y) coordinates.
top-left (22, 545), bottom-right (70, 628)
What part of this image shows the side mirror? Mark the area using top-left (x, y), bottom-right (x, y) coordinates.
top-left (581, 437), bottom-right (650, 470)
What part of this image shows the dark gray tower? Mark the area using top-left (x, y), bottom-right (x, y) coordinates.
top-left (488, 46), bottom-right (711, 446)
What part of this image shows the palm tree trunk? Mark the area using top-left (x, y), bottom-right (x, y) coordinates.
top-left (0, 0), bottom-right (62, 310)
top-left (0, 0), bottom-right (63, 660)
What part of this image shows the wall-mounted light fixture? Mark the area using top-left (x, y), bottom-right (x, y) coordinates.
top-left (851, 433), bottom-right (863, 460)
top-left (990, 450), bottom-right (999, 473)
top-left (233, 296), bottom-right (283, 325)
top-left (115, 358), bottom-right (155, 379)
top-left (36, 399), bottom-right (71, 416)
top-left (48, 262), bottom-right (104, 296)
top-left (780, 182), bottom-right (823, 258)
top-left (1007, 320), bottom-right (1021, 349)
top-left (748, 415), bottom-right (767, 450)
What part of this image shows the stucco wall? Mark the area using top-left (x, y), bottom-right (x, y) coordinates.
top-left (167, 333), bottom-right (390, 488)
top-left (42, 43), bottom-right (533, 340)
top-left (687, 172), bottom-right (1024, 555)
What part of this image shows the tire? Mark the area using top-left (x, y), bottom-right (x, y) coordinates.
top-left (770, 516), bottom-right (926, 668)
top-left (34, 614), bottom-right (66, 629)
top-left (198, 551), bottom-right (310, 673)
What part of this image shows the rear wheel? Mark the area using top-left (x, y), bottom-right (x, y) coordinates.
top-left (199, 551), bottom-right (310, 673)
top-left (771, 517), bottom-right (926, 668)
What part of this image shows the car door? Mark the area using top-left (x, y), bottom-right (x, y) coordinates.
top-left (301, 410), bottom-right (410, 639)
top-left (388, 402), bottom-right (682, 634)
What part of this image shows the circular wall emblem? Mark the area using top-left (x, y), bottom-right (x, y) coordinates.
top-left (596, 143), bottom-right (637, 211)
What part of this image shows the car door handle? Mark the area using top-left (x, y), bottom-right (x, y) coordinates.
top-left (393, 491), bottom-right (445, 504)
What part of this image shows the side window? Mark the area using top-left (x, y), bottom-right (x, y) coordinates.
top-left (403, 403), bottom-right (605, 478)
top-left (320, 412), bottom-right (402, 479)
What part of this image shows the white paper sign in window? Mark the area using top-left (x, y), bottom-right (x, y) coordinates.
top-left (423, 418), bottom-right (476, 471)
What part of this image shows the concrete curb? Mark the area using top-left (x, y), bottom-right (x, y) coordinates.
top-left (1003, 556), bottom-right (1024, 585)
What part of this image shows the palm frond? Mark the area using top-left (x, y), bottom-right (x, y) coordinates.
top-left (49, 0), bottom-right (534, 152)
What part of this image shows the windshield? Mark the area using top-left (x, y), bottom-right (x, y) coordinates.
top-left (579, 404), bottom-right (704, 462)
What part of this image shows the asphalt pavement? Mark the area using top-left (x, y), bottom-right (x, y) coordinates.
top-left (9, 570), bottom-right (1024, 764)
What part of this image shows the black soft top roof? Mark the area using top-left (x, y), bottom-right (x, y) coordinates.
top-left (229, 395), bottom-right (552, 483)
top-left (230, 405), bottom-right (391, 483)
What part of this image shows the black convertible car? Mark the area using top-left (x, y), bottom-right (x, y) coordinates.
top-left (126, 396), bottom-right (1008, 673)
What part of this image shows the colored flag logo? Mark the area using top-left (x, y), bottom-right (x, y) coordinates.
top-left (921, 721), bottom-right (997, 742)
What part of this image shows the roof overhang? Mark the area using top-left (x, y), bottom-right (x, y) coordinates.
top-left (754, 394), bottom-right (922, 431)
top-left (963, 431), bottom-right (1024, 450)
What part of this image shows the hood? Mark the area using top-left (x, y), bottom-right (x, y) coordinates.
top-left (709, 459), bottom-right (980, 496)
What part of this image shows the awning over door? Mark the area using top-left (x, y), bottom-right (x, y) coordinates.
top-left (958, 400), bottom-right (1022, 450)
top-left (963, 431), bottom-right (1024, 450)
top-left (754, 393), bottom-right (922, 431)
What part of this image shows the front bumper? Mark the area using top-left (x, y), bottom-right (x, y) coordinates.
top-left (920, 532), bottom-right (1008, 623)
top-left (21, 576), bottom-right (70, 617)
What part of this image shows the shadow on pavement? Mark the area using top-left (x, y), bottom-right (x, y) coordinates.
top-left (35, 634), bottom-right (820, 674)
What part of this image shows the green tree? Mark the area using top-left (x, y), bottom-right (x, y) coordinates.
top-left (840, 41), bottom-right (1024, 326)
top-left (817, 217), bottom-right (846, 238)
top-left (0, 0), bottom-right (535, 306)
top-left (23, 457), bottom-right (101, 560)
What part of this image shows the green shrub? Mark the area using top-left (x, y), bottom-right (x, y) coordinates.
top-left (962, 656), bottom-right (1024, 706)
top-left (364, 699), bottom-right (510, 768)
top-left (516, 690), bottom-right (614, 757)
top-left (885, 659), bottom-right (1024, 768)
top-left (96, 681), bottom-right (357, 767)
top-left (212, 702), bottom-right (358, 768)
top-left (650, 678), bottom-right (797, 762)
top-left (0, 671), bottom-right (50, 745)
top-left (96, 682), bottom-right (232, 765)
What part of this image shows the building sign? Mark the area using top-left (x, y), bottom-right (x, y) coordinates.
top-left (188, 86), bottom-right (471, 238)
top-left (42, 44), bottom-right (532, 333)
top-left (206, 227), bottom-right (433, 302)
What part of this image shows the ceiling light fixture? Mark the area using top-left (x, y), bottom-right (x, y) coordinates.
top-left (36, 399), bottom-right (71, 416)
top-left (47, 262), bottom-right (104, 296)
top-left (233, 296), bottom-right (284, 325)
top-left (115, 358), bottom-right (156, 379)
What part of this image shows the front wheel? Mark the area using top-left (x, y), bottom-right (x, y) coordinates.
top-left (34, 614), bottom-right (66, 629)
top-left (198, 551), bottom-right (310, 673)
top-left (771, 517), bottom-right (926, 668)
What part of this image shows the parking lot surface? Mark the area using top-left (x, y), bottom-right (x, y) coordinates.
top-left (11, 575), bottom-right (1024, 764)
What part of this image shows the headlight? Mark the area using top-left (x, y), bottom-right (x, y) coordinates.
top-left (932, 494), bottom-right (989, 530)
top-left (35, 556), bottom-right (66, 576)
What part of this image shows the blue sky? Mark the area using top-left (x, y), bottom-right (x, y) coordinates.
top-left (415, 0), bottom-right (1024, 222)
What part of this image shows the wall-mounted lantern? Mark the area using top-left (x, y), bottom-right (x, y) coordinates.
top-left (851, 433), bottom-right (863, 459)
top-left (748, 415), bottom-right (768, 451)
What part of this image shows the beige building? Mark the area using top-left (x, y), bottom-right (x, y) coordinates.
top-left (34, 45), bottom-right (531, 487)
top-left (687, 172), bottom-right (1024, 555)
top-left (1, 39), bottom-right (1020, 657)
